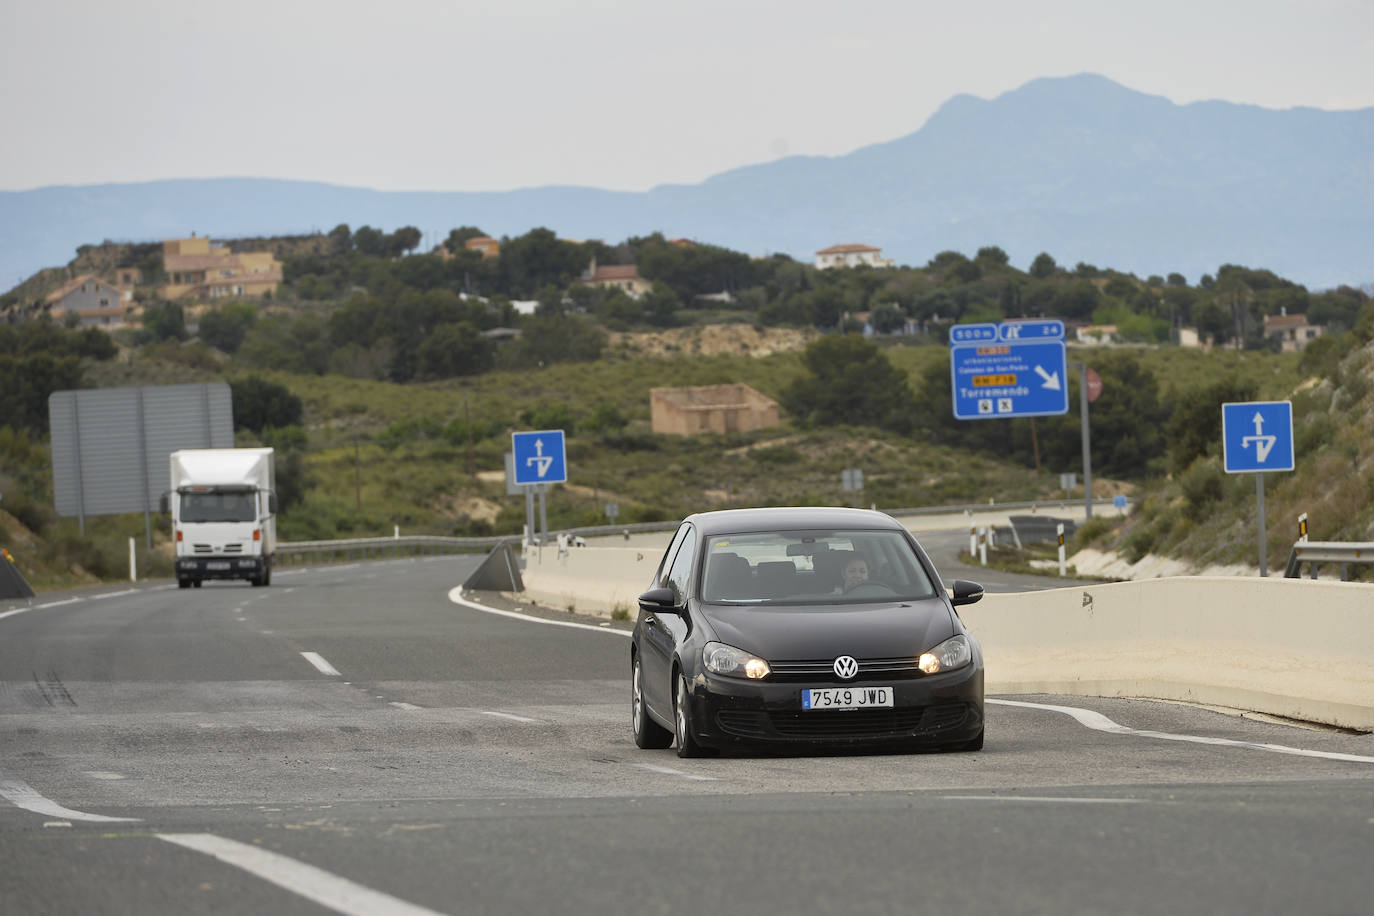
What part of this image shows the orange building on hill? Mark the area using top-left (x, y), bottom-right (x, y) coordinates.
top-left (651, 384), bottom-right (780, 436)
top-left (161, 237), bottom-right (282, 300)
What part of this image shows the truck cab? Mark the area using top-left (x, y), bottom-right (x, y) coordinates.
top-left (169, 448), bottom-right (277, 588)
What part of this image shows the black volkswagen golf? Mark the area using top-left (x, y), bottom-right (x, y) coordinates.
top-left (631, 507), bottom-right (985, 757)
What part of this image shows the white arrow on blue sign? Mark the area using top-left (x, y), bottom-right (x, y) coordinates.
top-left (949, 320), bottom-right (1069, 420)
top-left (511, 429), bottom-right (568, 485)
top-left (1221, 401), bottom-right (1294, 473)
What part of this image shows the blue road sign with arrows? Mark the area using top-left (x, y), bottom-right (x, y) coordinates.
top-left (511, 429), bottom-right (568, 485)
top-left (949, 320), bottom-right (1069, 420)
top-left (1221, 401), bottom-right (1294, 473)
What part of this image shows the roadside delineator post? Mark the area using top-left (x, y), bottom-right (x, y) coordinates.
top-left (978, 527), bottom-right (988, 566)
top-left (1057, 523), bottom-right (1066, 577)
top-left (1298, 513), bottom-right (1308, 543)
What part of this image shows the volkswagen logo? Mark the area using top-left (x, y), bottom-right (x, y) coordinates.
top-left (833, 655), bottom-right (859, 680)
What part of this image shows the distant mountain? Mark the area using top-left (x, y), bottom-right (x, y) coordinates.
top-left (4, 74), bottom-right (1371, 292)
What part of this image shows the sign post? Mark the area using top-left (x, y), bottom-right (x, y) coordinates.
top-left (841, 468), bottom-right (864, 507)
top-left (512, 430), bottom-right (568, 549)
top-left (950, 321), bottom-right (1083, 515)
top-left (1221, 401), bottom-right (1295, 576)
top-left (949, 320), bottom-right (1069, 420)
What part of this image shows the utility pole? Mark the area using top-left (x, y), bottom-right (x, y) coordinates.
top-left (1076, 362), bottom-right (1093, 519)
top-left (465, 393), bottom-right (473, 476)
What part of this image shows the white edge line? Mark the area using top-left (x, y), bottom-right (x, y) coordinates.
top-left (390, 702), bottom-right (423, 711)
top-left (300, 651), bottom-right (342, 677)
top-left (941, 795), bottom-right (1143, 804)
top-left (632, 763), bottom-right (717, 782)
top-left (88, 588), bottom-right (139, 600)
top-left (480, 710), bottom-right (538, 724)
top-left (0, 607), bottom-right (33, 621)
top-left (33, 597), bottom-right (83, 610)
top-left (0, 777), bottom-right (141, 823)
top-left (448, 587), bottom-right (631, 638)
top-left (989, 698), bottom-right (1374, 764)
top-left (157, 833), bottom-right (446, 916)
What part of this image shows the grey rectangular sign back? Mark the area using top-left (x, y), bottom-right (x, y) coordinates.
top-left (49, 383), bottom-right (234, 518)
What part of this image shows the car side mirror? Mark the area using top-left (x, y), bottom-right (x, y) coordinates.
top-left (159, 491), bottom-right (170, 514)
top-left (950, 579), bottom-right (984, 607)
top-left (268, 492), bottom-right (278, 514)
top-left (638, 586), bottom-right (681, 614)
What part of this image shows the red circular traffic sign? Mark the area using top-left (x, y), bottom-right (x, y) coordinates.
top-left (1086, 368), bottom-right (1103, 403)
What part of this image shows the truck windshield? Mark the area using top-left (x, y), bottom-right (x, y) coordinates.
top-left (180, 491), bottom-right (257, 523)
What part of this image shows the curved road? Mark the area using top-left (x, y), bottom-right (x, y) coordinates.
top-left (2, 558), bottom-right (1371, 915)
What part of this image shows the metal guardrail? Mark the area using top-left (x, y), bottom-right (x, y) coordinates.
top-left (1284, 541), bottom-right (1374, 580)
top-left (885, 497), bottom-right (1126, 518)
top-left (276, 535), bottom-right (513, 564)
top-left (276, 498), bottom-right (1131, 565)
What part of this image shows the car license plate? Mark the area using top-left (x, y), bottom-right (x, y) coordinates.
top-left (802, 686), bottom-right (893, 710)
top-left (206, 561), bottom-right (230, 570)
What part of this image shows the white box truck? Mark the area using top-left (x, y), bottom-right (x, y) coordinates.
top-left (168, 448), bottom-right (277, 588)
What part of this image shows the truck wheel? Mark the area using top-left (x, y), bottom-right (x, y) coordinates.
top-left (177, 579), bottom-right (191, 589)
top-left (192, 580), bottom-right (202, 588)
top-left (262, 567), bottom-right (271, 586)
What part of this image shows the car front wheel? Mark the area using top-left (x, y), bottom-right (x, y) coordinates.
top-left (632, 655), bottom-right (672, 749)
top-left (674, 672), bottom-right (707, 758)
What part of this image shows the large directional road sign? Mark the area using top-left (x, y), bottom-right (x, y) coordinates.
top-left (1222, 401), bottom-right (1294, 473)
top-left (511, 429), bottom-right (568, 485)
top-left (949, 320), bottom-right (1069, 420)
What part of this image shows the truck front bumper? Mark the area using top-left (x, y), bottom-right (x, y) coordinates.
top-left (176, 556), bottom-right (267, 580)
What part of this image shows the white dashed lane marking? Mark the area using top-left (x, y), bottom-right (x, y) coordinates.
top-left (158, 833), bottom-right (447, 916)
top-left (300, 652), bottom-right (342, 676)
top-left (480, 711), bottom-right (537, 724)
top-left (632, 763), bottom-right (717, 782)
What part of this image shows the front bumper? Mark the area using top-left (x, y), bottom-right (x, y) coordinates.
top-left (685, 663), bottom-right (984, 749)
top-left (175, 556), bottom-right (267, 580)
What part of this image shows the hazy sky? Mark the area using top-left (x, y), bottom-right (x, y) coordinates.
top-left (3, 0), bottom-right (1372, 193)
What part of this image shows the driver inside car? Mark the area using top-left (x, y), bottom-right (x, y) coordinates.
top-left (842, 556), bottom-right (870, 591)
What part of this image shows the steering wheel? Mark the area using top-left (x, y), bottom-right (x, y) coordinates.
top-left (843, 581), bottom-right (897, 597)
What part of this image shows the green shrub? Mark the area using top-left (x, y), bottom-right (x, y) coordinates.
top-left (1071, 516), bottom-right (1115, 548)
top-left (232, 377), bottom-right (304, 433)
top-left (1179, 459), bottom-right (1225, 520)
top-left (1122, 526), bottom-right (1157, 564)
top-left (519, 401), bottom-right (576, 434)
top-left (1295, 412), bottom-right (1338, 456)
top-left (750, 445), bottom-right (802, 465)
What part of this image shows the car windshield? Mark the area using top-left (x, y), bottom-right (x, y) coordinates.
top-left (180, 490), bottom-right (257, 523)
top-left (700, 528), bottom-right (938, 605)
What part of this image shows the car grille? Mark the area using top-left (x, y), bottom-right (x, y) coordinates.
top-left (193, 544), bottom-right (242, 554)
top-left (768, 657), bottom-right (926, 682)
top-left (715, 704), bottom-right (971, 742)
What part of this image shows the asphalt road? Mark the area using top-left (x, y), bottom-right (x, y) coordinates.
top-left (2, 556), bottom-right (1372, 915)
top-left (915, 527), bottom-right (1103, 591)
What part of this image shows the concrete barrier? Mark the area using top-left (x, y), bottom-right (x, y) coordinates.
top-left (518, 546), bottom-right (1374, 730)
top-left (962, 577), bottom-right (1374, 731)
top-left (520, 545), bottom-right (659, 616)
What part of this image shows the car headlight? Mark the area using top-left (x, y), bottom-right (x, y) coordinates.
top-left (703, 641), bottom-right (770, 679)
top-left (918, 634), bottom-right (971, 675)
